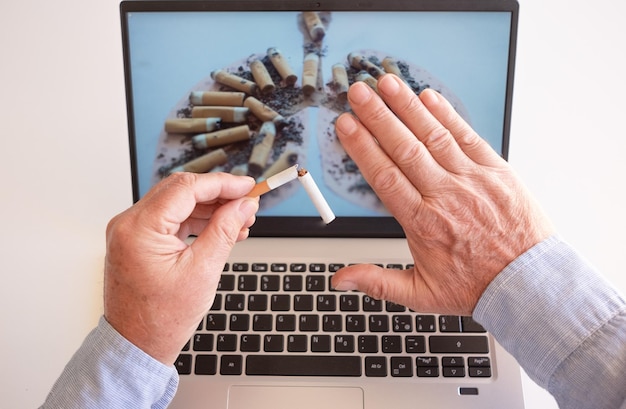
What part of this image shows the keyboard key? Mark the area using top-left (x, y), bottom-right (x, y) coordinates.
top-left (210, 294), bottom-right (222, 311)
top-left (346, 315), bottom-right (366, 332)
top-left (238, 275), bottom-right (258, 291)
top-left (469, 367), bottom-right (492, 377)
top-left (294, 294), bottom-right (314, 311)
top-left (246, 355), bottom-right (361, 376)
top-left (248, 294), bottom-right (268, 311)
top-left (309, 263), bottom-right (326, 272)
top-left (271, 263), bottom-right (287, 272)
top-left (461, 316), bottom-right (487, 333)
top-left (358, 335), bottom-right (378, 353)
top-left (415, 315), bottom-right (436, 332)
top-left (232, 263), bottom-right (249, 272)
top-left (365, 356), bottom-right (387, 377)
top-left (289, 263), bottom-right (306, 272)
top-left (405, 336), bottom-right (426, 353)
top-left (335, 335), bottom-right (355, 353)
top-left (416, 357), bottom-right (439, 377)
top-left (443, 367), bottom-right (465, 377)
top-left (392, 315), bottom-right (413, 332)
top-left (217, 274), bottom-right (235, 291)
top-left (385, 301), bottom-right (406, 312)
top-left (195, 354), bottom-right (217, 375)
top-left (322, 314), bottom-right (342, 332)
top-left (175, 354), bottom-right (192, 375)
top-left (340, 294), bottom-right (359, 311)
top-left (391, 357), bottom-right (413, 377)
top-left (287, 335), bottom-right (308, 352)
top-left (468, 357), bottom-right (491, 367)
top-left (263, 334), bottom-right (284, 352)
top-left (386, 263), bottom-right (404, 270)
top-left (251, 263), bottom-right (268, 272)
top-left (306, 275), bottom-right (325, 291)
top-left (261, 275), bottom-right (280, 291)
top-left (329, 263), bottom-right (345, 272)
top-left (217, 334), bottom-right (237, 351)
top-left (220, 355), bottom-right (243, 375)
top-left (311, 335), bottom-right (331, 352)
top-left (368, 315), bottom-right (390, 332)
top-left (271, 295), bottom-right (290, 311)
top-left (442, 357), bottom-right (463, 367)
top-left (429, 336), bottom-right (489, 354)
top-left (276, 314), bottom-right (296, 331)
top-left (240, 334), bottom-right (261, 352)
top-left (382, 335), bottom-right (402, 353)
top-left (317, 294), bottom-right (336, 311)
top-left (363, 296), bottom-right (383, 311)
top-left (416, 356), bottom-right (438, 367)
top-left (439, 315), bottom-right (462, 332)
top-left (299, 314), bottom-right (319, 331)
top-left (229, 314), bottom-right (249, 331)
top-left (224, 294), bottom-right (245, 311)
top-left (252, 314), bottom-right (273, 331)
top-left (193, 333), bottom-right (214, 351)
top-left (284, 275), bottom-right (303, 291)
top-left (206, 314), bottom-right (227, 331)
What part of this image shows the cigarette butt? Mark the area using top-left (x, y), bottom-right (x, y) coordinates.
top-left (297, 168), bottom-right (335, 224)
top-left (169, 149), bottom-right (228, 174)
top-left (261, 150), bottom-right (298, 180)
top-left (302, 11), bottom-right (325, 42)
top-left (331, 63), bottom-right (349, 100)
top-left (348, 52), bottom-right (385, 78)
top-left (267, 47), bottom-right (298, 86)
top-left (243, 96), bottom-right (286, 125)
top-left (381, 57), bottom-right (404, 79)
top-left (356, 71), bottom-right (378, 93)
top-left (189, 91), bottom-right (246, 106)
top-left (211, 69), bottom-right (259, 95)
top-left (191, 106), bottom-right (249, 123)
top-left (164, 117), bottom-right (221, 133)
top-left (248, 121), bottom-right (277, 178)
top-left (230, 164), bottom-right (249, 176)
top-left (250, 60), bottom-right (276, 94)
top-left (246, 164), bottom-right (299, 197)
top-left (192, 124), bottom-right (251, 149)
top-left (302, 53), bottom-right (319, 96)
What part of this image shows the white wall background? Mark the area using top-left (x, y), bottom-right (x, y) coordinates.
top-left (0, 1), bottom-right (624, 407)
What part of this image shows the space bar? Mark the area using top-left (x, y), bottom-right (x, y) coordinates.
top-left (246, 355), bottom-right (362, 376)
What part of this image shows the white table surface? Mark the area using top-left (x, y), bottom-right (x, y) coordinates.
top-left (1, 1), bottom-right (624, 407)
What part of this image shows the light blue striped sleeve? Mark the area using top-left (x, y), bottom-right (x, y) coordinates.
top-left (40, 316), bottom-right (179, 409)
top-left (474, 235), bottom-right (626, 409)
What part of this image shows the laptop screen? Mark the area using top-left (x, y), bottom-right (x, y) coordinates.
top-left (121, 0), bottom-right (518, 238)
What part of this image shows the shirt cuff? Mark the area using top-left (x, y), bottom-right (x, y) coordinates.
top-left (473, 235), bottom-right (625, 389)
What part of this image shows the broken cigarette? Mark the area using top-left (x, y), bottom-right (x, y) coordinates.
top-left (250, 60), bottom-right (276, 94)
top-left (164, 117), bottom-right (221, 134)
top-left (191, 106), bottom-right (249, 123)
top-left (297, 168), bottom-right (336, 224)
top-left (267, 47), bottom-right (298, 86)
top-left (331, 63), bottom-right (349, 101)
top-left (302, 12), bottom-right (325, 42)
top-left (248, 121), bottom-right (277, 179)
top-left (169, 149), bottom-right (228, 174)
top-left (348, 52), bottom-right (385, 78)
top-left (246, 164), bottom-right (299, 197)
top-left (192, 124), bottom-right (251, 149)
top-left (302, 53), bottom-right (319, 96)
top-left (189, 91), bottom-right (245, 106)
top-left (211, 69), bottom-right (259, 95)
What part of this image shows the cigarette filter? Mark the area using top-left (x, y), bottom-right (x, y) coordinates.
top-left (246, 164), bottom-right (299, 197)
top-left (189, 91), bottom-right (245, 106)
top-left (243, 96), bottom-right (286, 125)
top-left (169, 149), bottom-right (228, 174)
top-left (248, 121), bottom-right (277, 178)
top-left (356, 71), bottom-right (379, 93)
top-left (164, 117), bottom-right (221, 134)
top-left (192, 124), bottom-right (251, 150)
top-left (267, 47), bottom-right (298, 86)
top-left (302, 12), bottom-right (325, 42)
top-left (348, 52), bottom-right (385, 78)
top-left (331, 63), bottom-right (349, 100)
top-left (381, 57), bottom-right (404, 79)
top-left (302, 53), bottom-right (320, 96)
top-left (250, 60), bottom-right (276, 94)
top-left (191, 106), bottom-right (249, 123)
top-left (211, 69), bottom-right (259, 95)
top-left (297, 168), bottom-right (336, 224)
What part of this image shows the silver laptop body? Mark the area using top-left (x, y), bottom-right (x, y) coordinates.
top-left (120, 1), bottom-right (524, 408)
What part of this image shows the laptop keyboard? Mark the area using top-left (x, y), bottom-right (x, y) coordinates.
top-left (175, 262), bottom-right (492, 379)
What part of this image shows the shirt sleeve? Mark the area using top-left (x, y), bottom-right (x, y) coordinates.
top-left (474, 235), bottom-right (626, 409)
top-left (40, 316), bottom-right (179, 409)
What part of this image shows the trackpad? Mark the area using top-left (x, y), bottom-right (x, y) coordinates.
top-left (228, 385), bottom-right (364, 409)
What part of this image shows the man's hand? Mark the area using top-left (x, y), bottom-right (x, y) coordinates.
top-left (103, 172), bottom-right (258, 364)
top-left (332, 74), bottom-right (554, 315)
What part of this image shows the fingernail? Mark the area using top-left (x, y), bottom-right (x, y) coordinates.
top-left (419, 88), bottom-right (439, 106)
top-left (333, 279), bottom-right (358, 292)
top-left (347, 81), bottom-right (373, 106)
top-left (377, 74), bottom-right (401, 96)
top-left (335, 113), bottom-right (358, 136)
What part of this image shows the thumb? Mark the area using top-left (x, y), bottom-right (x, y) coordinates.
top-left (191, 197), bottom-right (259, 264)
top-left (331, 264), bottom-right (418, 308)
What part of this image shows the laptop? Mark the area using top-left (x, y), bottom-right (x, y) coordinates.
top-left (119, 1), bottom-right (524, 408)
